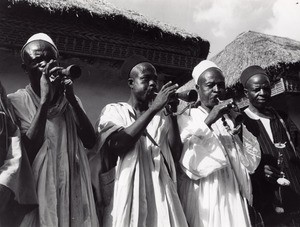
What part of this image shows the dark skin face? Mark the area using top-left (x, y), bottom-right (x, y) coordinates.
top-left (128, 62), bottom-right (158, 109)
top-left (22, 41), bottom-right (62, 98)
top-left (196, 68), bottom-right (225, 112)
top-left (244, 74), bottom-right (271, 112)
top-left (245, 74), bottom-right (284, 181)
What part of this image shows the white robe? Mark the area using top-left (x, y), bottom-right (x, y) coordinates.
top-left (0, 106), bottom-right (37, 226)
top-left (177, 106), bottom-right (260, 227)
top-left (8, 85), bottom-right (99, 227)
top-left (90, 102), bottom-right (188, 227)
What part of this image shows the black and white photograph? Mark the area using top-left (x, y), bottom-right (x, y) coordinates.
top-left (0, 0), bottom-right (300, 226)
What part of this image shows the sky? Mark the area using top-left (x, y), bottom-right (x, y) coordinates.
top-left (108, 0), bottom-right (300, 58)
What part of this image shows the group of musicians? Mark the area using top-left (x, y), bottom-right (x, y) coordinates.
top-left (0, 33), bottom-right (300, 227)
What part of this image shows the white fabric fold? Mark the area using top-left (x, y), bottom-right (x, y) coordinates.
top-left (91, 102), bottom-right (188, 227)
top-left (0, 96), bottom-right (37, 207)
top-left (177, 107), bottom-right (228, 180)
top-left (8, 85), bottom-right (98, 227)
top-left (177, 106), bottom-right (260, 227)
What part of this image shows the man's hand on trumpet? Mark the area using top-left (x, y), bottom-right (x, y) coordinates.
top-left (150, 81), bottom-right (178, 113)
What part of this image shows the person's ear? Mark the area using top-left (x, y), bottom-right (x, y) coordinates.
top-left (244, 88), bottom-right (249, 98)
top-left (21, 63), bottom-right (28, 73)
top-left (128, 77), bottom-right (134, 88)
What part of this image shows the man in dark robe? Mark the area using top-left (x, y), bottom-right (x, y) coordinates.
top-left (241, 65), bottom-right (300, 226)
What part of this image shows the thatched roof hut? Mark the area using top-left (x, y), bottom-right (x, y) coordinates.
top-left (211, 30), bottom-right (300, 87)
top-left (0, 0), bottom-right (209, 79)
top-left (0, 0), bottom-right (209, 124)
top-left (4, 0), bottom-right (198, 39)
top-left (178, 31), bottom-right (300, 137)
top-left (179, 31), bottom-right (300, 98)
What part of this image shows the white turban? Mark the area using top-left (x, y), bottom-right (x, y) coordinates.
top-left (21, 33), bottom-right (58, 61)
top-left (192, 60), bottom-right (221, 84)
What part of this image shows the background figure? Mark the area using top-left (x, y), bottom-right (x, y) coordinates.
top-left (89, 55), bottom-right (188, 227)
top-left (177, 60), bottom-right (260, 227)
top-left (8, 33), bottom-right (98, 227)
top-left (0, 80), bottom-right (37, 226)
top-left (241, 65), bottom-right (300, 226)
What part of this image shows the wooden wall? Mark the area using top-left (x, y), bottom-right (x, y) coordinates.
top-left (0, 48), bottom-right (129, 126)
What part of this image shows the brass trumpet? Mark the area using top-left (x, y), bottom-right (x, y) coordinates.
top-left (161, 89), bottom-right (198, 116)
top-left (58, 64), bottom-right (81, 80)
top-left (49, 65), bottom-right (82, 83)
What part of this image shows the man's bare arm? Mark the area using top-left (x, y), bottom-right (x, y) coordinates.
top-left (64, 78), bottom-right (96, 149)
top-left (108, 82), bottom-right (178, 156)
top-left (23, 63), bottom-right (56, 164)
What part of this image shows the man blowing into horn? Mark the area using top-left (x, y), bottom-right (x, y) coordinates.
top-left (89, 55), bottom-right (188, 227)
top-left (8, 33), bottom-right (99, 227)
top-left (177, 60), bottom-right (261, 227)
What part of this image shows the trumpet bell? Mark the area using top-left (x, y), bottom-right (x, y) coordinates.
top-left (60, 64), bottom-right (81, 79)
top-left (175, 89), bottom-right (198, 102)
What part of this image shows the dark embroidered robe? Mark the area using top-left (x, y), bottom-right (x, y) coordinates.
top-left (243, 110), bottom-right (300, 221)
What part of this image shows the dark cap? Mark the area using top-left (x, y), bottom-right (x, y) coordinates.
top-left (240, 65), bottom-right (267, 87)
top-left (121, 55), bottom-right (150, 78)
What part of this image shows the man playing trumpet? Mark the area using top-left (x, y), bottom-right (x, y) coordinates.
top-left (8, 33), bottom-right (98, 227)
top-left (177, 60), bottom-right (260, 227)
top-left (89, 54), bottom-right (188, 227)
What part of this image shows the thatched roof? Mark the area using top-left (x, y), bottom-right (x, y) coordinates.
top-left (180, 31), bottom-right (300, 89)
top-left (0, 0), bottom-right (210, 80)
top-left (6, 0), bottom-right (204, 43)
top-left (178, 31), bottom-right (300, 103)
top-left (211, 31), bottom-right (300, 87)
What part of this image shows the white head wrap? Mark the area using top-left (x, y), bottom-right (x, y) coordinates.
top-left (21, 33), bottom-right (58, 61)
top-left (192, 60), bottom-right (221, 84)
